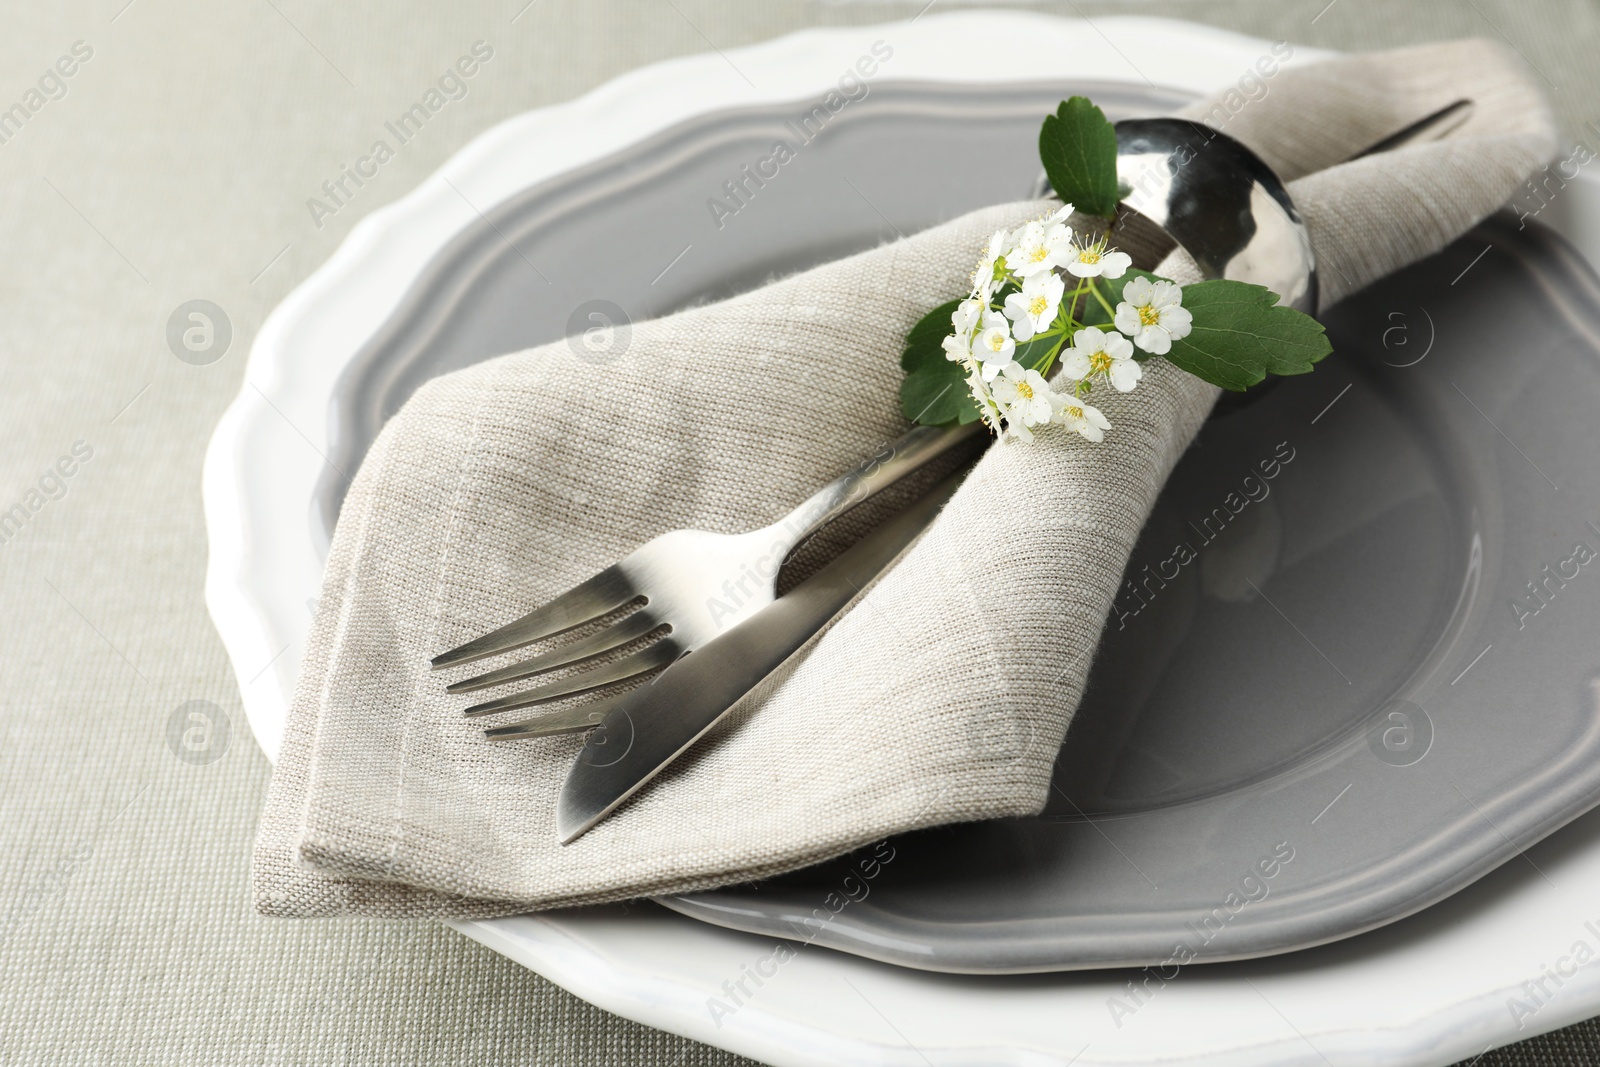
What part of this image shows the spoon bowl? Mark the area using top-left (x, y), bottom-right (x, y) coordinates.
top-left (1034, 118), bottom-right (1318, 313)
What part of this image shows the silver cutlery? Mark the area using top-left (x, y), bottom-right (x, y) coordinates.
top-left (430, 422), bottom-right (982, 715)
top-left (433, 98), bottom-right (1472, 723)
top-left (531, 466), bottom-right (970, 843)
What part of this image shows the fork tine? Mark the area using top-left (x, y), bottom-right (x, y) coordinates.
top-left (446, 610), bottom-right (665, 694)
top-left (431, 566), bottom-right (637, 670)
top-left (460, 640), bottom-right (683, 717)
top-left (483, 700), bottom-right (618, 740)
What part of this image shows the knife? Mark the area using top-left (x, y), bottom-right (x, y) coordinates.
top-left (485, 464), bottom-right (969, 844)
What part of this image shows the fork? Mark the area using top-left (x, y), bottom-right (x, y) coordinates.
top-left (430, 421), bottom-right (980, 715)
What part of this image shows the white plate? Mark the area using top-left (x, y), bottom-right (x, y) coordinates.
top-left (204, 12), bottom-right (1600, 1064)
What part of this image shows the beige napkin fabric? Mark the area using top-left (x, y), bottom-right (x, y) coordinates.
top-left (254, 39), bottom-right (1556, 918)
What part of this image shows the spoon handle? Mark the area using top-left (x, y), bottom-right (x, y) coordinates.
top-left (1346, 98), bottom-right (1474, 162)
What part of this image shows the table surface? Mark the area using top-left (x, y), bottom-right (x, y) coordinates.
top-left (3, 1), bottom-right (1598, 1064)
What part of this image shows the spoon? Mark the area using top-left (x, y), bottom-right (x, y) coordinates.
top-left (1035, 98), bottom-right (1474, 316)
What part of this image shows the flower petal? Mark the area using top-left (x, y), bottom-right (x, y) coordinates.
top-left (1059, 350), bottom-right (1091, 379)
top-left (1113, 304), bottom-right (1141, 336)
top-left (1122, 276), bottom-right (1154, 305)
top-left (1109, 359), bottom-right (1143, 392)
top-left (1071, 326), bottom-right (1107, 350)
top-left (1161, 305), bottom-right (1194, 339)
top-left (1099, 251), bottom-right (1132, 279)
top-left (1134, 325), bottom-right (1172, 355)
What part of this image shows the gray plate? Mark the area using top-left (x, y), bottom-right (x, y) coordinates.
top-left (321, 81), bottom-right (1600, 974)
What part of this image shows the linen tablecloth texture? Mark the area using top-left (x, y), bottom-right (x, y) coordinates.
top-left (254, 39), bottom-right (1556, 917)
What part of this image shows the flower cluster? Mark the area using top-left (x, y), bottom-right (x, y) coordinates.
top-left (940, 204), bottom-right (1193, 443)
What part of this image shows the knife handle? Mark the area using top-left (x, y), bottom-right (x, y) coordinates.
top-left (768, 422), bottom-right (982, 554)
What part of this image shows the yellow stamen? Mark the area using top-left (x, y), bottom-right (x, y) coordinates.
top-left (1016, 381), bottom-right (1034, 400)
top-left (1138, 304), bottom-right (1161, 327)
top-left (1028, 296), bottom-right (1049, 316)
top-left (1078, 249), bottom-right (1101, 264)
top-left (1089, 352), bottom-right (1113, 374)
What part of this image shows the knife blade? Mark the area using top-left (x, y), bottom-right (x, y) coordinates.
top-left (544, 464), bottom-right (969, 844)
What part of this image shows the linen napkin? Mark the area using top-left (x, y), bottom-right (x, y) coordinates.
top-left (254, 39), bottom-right (1557, 918)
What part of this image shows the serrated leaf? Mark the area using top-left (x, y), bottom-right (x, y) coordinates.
top-left (900, 299), bottom-right (962, 374)
top-left (1162, 280), bottom-right (1332, 392)
top-left (900, 364), bottom-right (979, 425)
top-left (1039, 97), bottom-right (1120, 220)
top-left (953, 391), bottom-right (985, 424)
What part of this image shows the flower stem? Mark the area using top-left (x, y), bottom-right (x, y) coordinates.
top-left (1089, 279), bottom-right (1117, 320)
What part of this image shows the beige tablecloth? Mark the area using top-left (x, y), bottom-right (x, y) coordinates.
top-left (3, 2), bottom-right (1598, 1065)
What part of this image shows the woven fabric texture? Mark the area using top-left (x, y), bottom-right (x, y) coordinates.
top-left (2, 0), bottom-right (1597, 1063)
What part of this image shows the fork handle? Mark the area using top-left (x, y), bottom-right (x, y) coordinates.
top-left (770, 422), bottom-right (984, 551)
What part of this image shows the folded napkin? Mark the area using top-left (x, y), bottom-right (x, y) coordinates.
top-left (255, 39), bottom-right (1556, 918)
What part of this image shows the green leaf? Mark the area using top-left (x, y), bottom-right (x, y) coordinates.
top-left (899, 299), bottom-right (962, 374)
top-left (1039, 97), bottom-right (1121, 220)
top-left (899, 301), bottom-right (980, 424)
top-left (900, 364), bottom-right (980, 425)
top-left (1162, 280), bottom-right (1332, 392)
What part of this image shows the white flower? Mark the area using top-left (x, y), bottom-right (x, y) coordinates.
top-left (1064, 237), bottom-right (1132, 279)
top-left (967, 370), bottom-right (1004, 433)
top-left (973, 229), bottom-right (1014, 294)
top-left (1004, 220), bottom-right (1073, 278)
top-left (941, 330), bottom-right (972, 364)
top-left (1053, 395), bottom-right (1112, 442)
top-left (1114, 276), bottom-right (1192, 355)
top-left (951, 297), bottom-right (983, 335)
top-left (971, 310), bottom-right (1016, 380)
top-left (1059, 327), bottom-right (1141, 391)
top-left (941, 298), bottom-right (986, 364)
top-left (991, 361), bottom-right (1056, 440)
top-left (1003, 271), bottom-right (1065, 342)
top-left (1048, 202), bottom-right (1075, 225)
